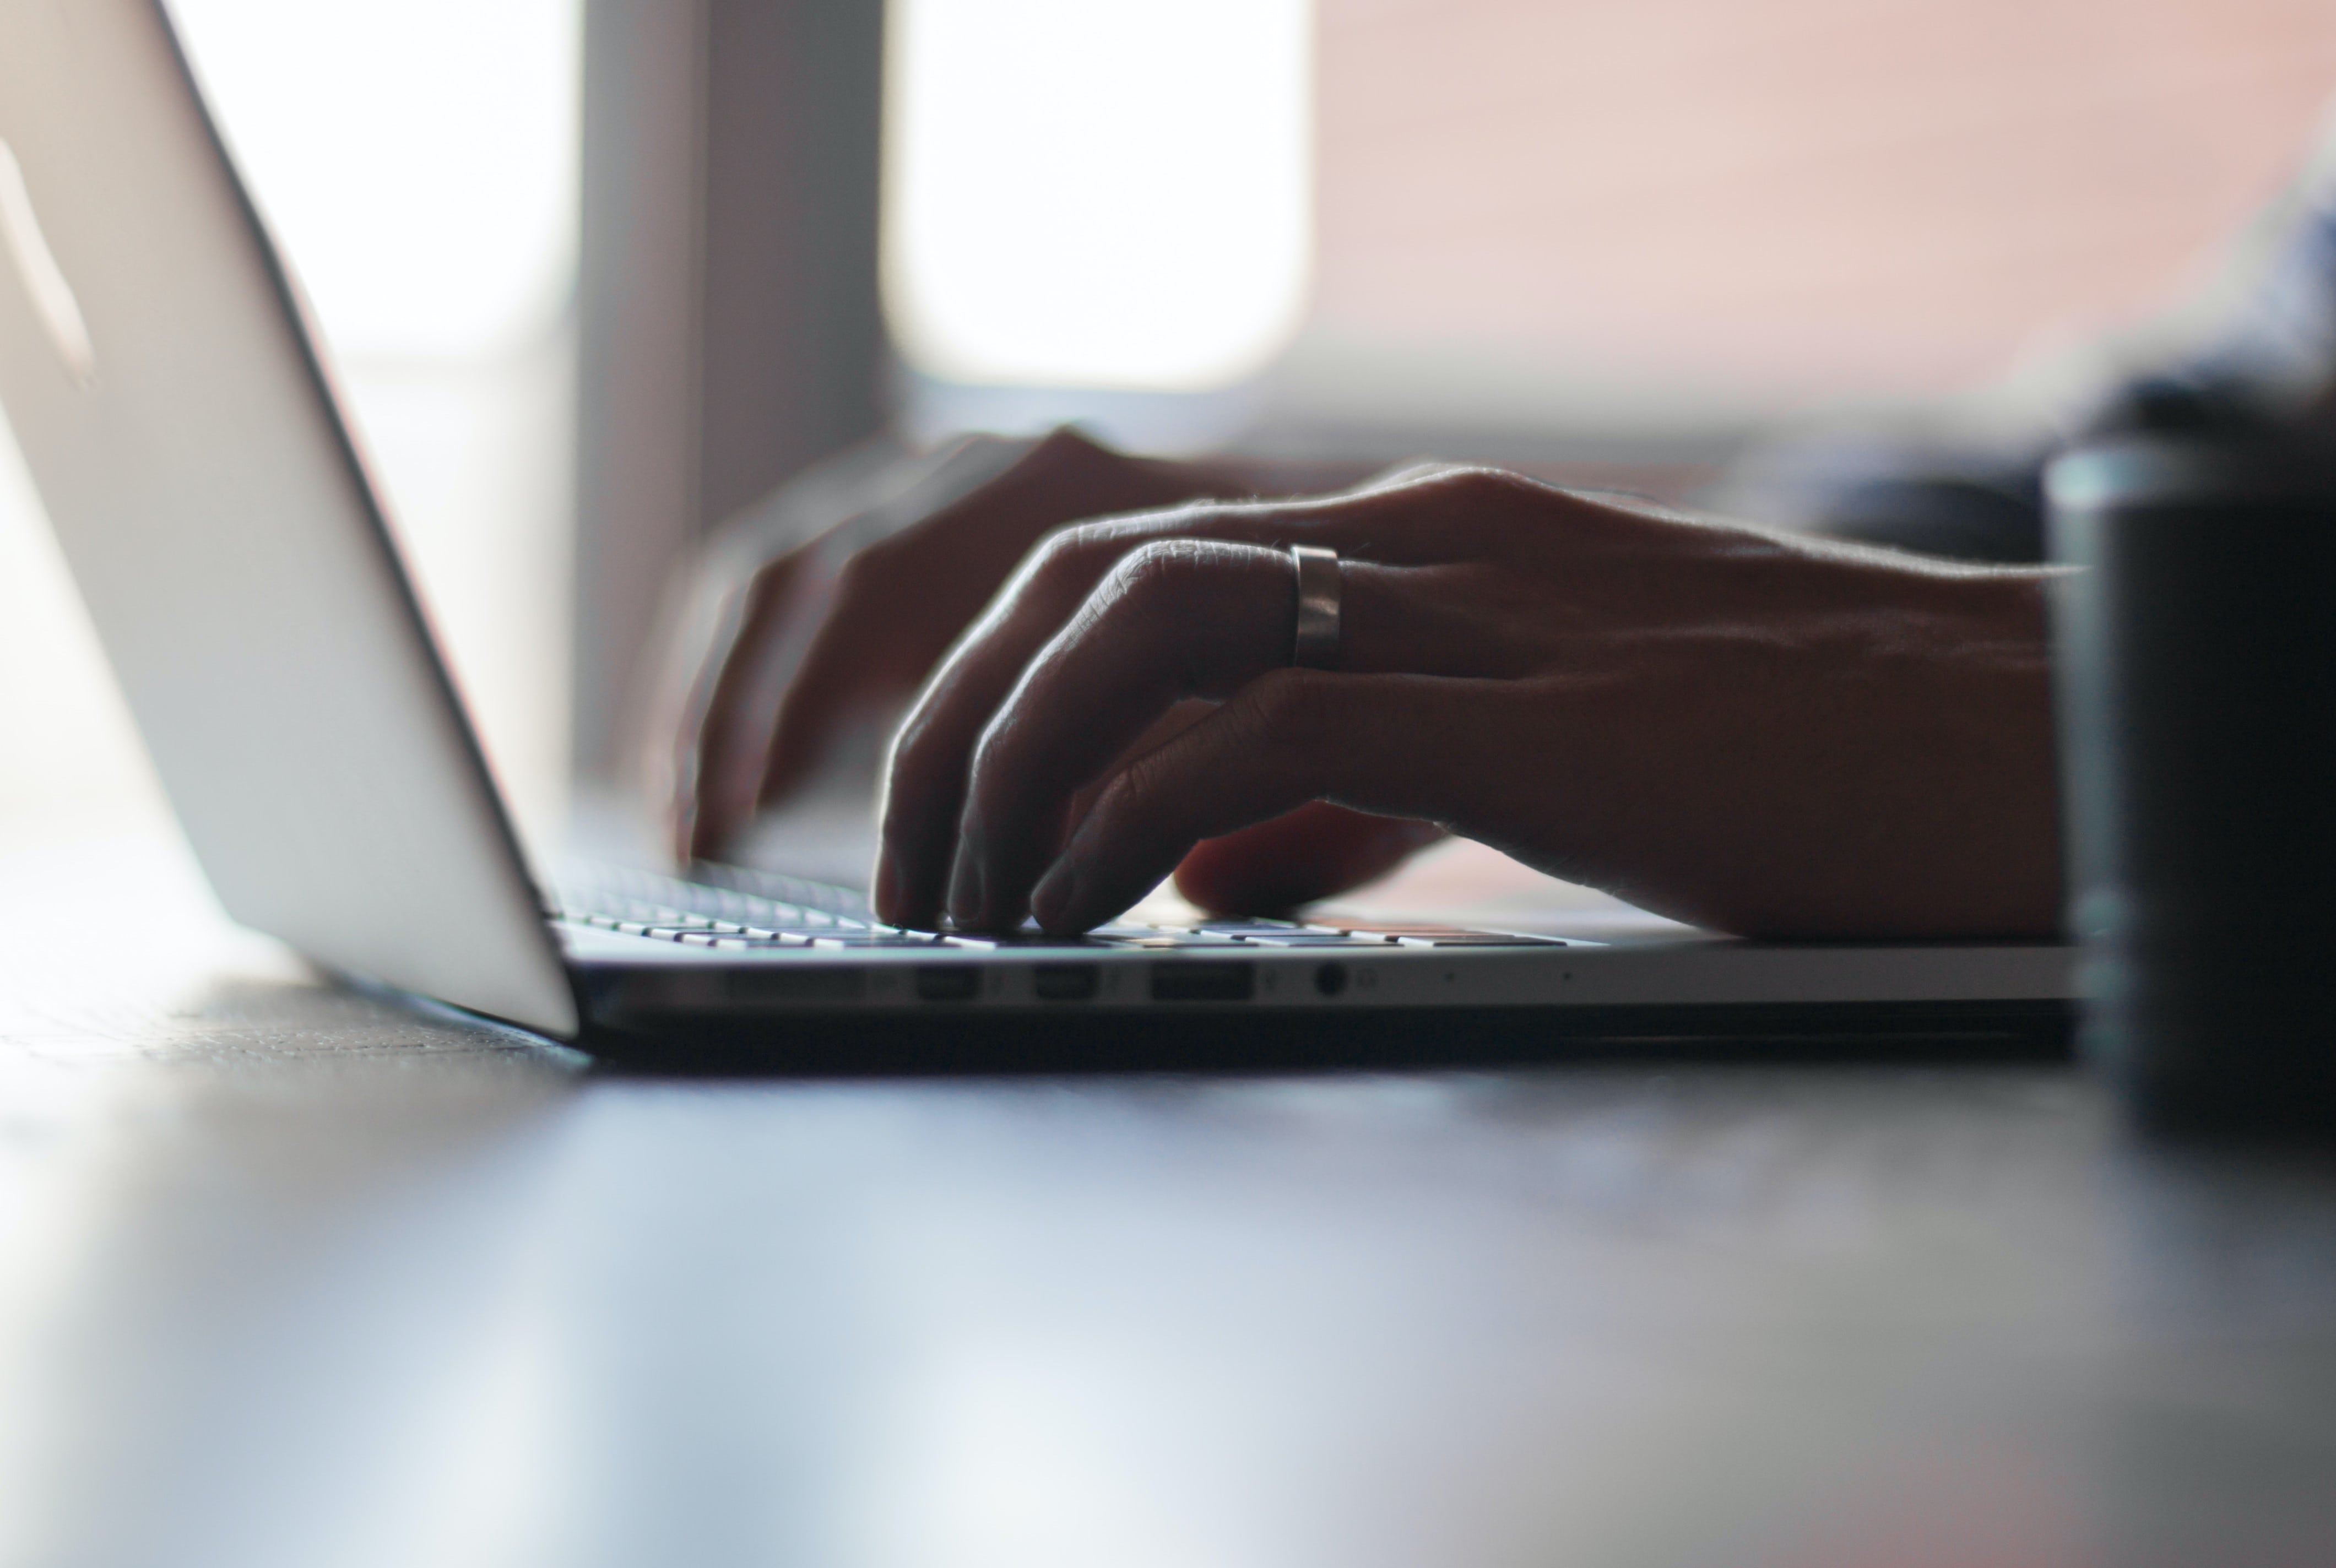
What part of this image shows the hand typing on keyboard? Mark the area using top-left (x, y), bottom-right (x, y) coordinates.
top-left (652, 427), bottom-right (1441, 916)
top-left (864, 464), bottom-right (2062, 941)
top-left (656, 432), bottom-right (2061, 942)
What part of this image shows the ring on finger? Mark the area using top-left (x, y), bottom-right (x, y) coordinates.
top-left (1289, 544), bottom-right (1341, 669)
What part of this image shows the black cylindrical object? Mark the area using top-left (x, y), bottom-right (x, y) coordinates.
top-left (2046, 436), bottom-right (2336, 1137)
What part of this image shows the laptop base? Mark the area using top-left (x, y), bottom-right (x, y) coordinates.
top-left (576, 999), bottom-right (2075, 1077)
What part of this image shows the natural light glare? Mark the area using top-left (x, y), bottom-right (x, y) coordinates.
top-left (165, 0), bottom-right (579, 360)
top-left (884, 0), bottom-right (1314, 391)
top-left (139, 0), bottom-right (581, 835)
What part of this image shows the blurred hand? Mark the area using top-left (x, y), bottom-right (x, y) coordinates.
top-left (654, 426), bottom-right (1424, 908)
top-left (657, 428), bottom-right (1201, 859)
top-left (872, 466), bottom-right (2064, 938)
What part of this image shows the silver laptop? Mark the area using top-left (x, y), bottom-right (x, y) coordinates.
top-left (0, 0), bottom-right (2073, 1070)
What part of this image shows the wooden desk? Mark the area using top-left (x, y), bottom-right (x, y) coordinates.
top-left (4, 831), bottom-right (2334, 1568)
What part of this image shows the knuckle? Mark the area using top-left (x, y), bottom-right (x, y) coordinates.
top-left (884, 682), bottom-right (966, 786)
top-left (1033, 424), bottom-right (1110, 468)
top-left (1029, 523), bottom-right (1083, 572)
top-left (965, 704), bottom-right (1019, 786)
top-left (1100, 538), bottom-right (1219, 613)
top-left (1365, 465), bottom-right (1543, 550)
top-left (828, 546), bottom-right (877, 600)
top-left (1378, 462), bottom-right (1526, 508)
top-left (1029, 520), bottom-right (1110, 586)
top-left (848, 516), bottom-right (925, 571)
top-left (886, 701), bottom-right (941, 772)
top-left (1437, 465), bottom-right (1537, 506)
top-left (1112, 536), bottom-right (1191, 585)
top-left (744, 552), bottom-right (798, 604)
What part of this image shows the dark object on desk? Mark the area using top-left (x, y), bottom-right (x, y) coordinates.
top-left (1727, 375), bottom-right (2300, 568)
top-left (2048, 435), bottom-right (2336, 1138)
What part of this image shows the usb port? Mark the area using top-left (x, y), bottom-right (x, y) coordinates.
top-left (1150, 961), bottom-right (1254, 1002)
top-left (914, 965), bottom-right (981, 1002)
top-left (1032, 964), bottom-right (1098, 1002)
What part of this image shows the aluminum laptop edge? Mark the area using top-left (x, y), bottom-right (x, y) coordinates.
top-left (0, 0), bottom-right (2074, 1072)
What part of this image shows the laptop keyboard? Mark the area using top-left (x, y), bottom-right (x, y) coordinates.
top-left (554, 861), bottom-right (1567, 951)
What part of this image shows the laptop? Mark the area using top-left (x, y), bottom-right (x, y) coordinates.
top-left (0, 0), bottom-right (2073, 1071)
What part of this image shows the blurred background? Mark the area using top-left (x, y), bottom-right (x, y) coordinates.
top-left (1, 0), bottom-right (2332, 857)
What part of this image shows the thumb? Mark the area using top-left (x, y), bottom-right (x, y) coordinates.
top-left (1172, 802), bottom-right (1446, 915)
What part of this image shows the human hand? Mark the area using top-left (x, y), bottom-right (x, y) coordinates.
top-left (658, 427), bottom-right (1221, 861)
top-left (654, 427), bottom-right (1427, 905)
top-left (872, 466), bottom-right (2064, 938)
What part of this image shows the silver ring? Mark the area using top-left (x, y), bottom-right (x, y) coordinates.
top-left (1289, 544), bottom-right (1341, 669)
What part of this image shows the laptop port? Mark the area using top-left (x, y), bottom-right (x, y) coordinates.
top-left (1314, 961), bottom-right (1348, 997)
top-left (1150, 961), bottom-right (1254, 1002)
top-left (1033, 964), bottom-right (1098, 1002)
top-left (914, 965), bottom-right (981, 1002)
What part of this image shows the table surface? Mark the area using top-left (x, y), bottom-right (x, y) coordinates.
top-left (4, 830), bottom-right (2335, 1568)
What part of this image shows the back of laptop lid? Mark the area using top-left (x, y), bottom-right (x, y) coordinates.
top-left (0, 0), bottom-right (578, 1036)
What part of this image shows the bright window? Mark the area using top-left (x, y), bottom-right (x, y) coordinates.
top-left (1307, 0), bottom-right (2336, 407)
top-left (0, 1), bottom-right (582, 840)
top-left (883, 0), bottom-right (1315, 390)
top-left (888, 0), bottom-right (2336, 426)
top-left (167, 0), bottom-right (579, 360)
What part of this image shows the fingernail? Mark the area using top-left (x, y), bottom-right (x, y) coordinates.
top-left (1030, 855), bottom-right (1079, 931)
top-left (946, 835), bottom-right (986, 927)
